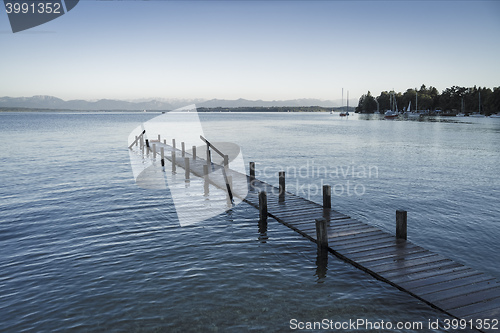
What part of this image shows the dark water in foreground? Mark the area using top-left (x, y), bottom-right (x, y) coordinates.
top-left (0, 112), bottom-right (498, 332)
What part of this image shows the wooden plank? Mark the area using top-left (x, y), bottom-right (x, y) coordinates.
top-left (415, 274), bottom-right (495, 297)
top-left (340, 240), bottom-right (409, 256)
top-left (435, 286), bottom-right (500, 311)
top-left (457, 298), bottom-right (500, 319)
top-left (463, 305), bottom-right (500, 321)
top-left (367, 254), bottom-right (451, 274)
top-left (330, 233), bottom-right (392, 247)
top-left (298, 221), bottom-right (369, 235)
top-left (332, 235), bottom-right (396, 251)
top-left (380, 259), bottom-right (457, 279)
top-left (390, 263), bottom-right (467, 284)
top-left (398, 267), bottom-right (479, 290)
top-left (356, 249), bottom-right (433, 266)
top-left (326, 226), bottom-right (380, 238)
top-left (328, 229), bottom-right (388, 243)
top-left (423, 279), bottom-right (499, 303)
top-left (346, 243), bottom-right (423, 261)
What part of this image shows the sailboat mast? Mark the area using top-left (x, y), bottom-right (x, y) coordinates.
top-left (416, 88), bottom-right (418, 113)
top-left (342, 88), bottom-right (344, 112)
top-left (479, 90), bottom-right (481, 114)
top-left (347, 91), bottom-right (349, 110)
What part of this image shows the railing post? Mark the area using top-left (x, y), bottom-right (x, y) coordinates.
top-left (135, 136), bottom-right (138, 146)
top-left (259, 191), bottom-right (268, 223)
top-left (203, 164), bottom-right (209, 194)
top-left (224, 155), bottom-right (229, 167)
top-left (206, 144), bottom-right (210, 164)
top-left (171, 151), bottom-right (176, 173)
top-left (279, 171), bottom-right (285, 202)
top-left (396, 210), bottom-right (407, 240)
top-left (323, 185), bottom-right (331, 209)
top-left (181, 142), bottom-right (185, 157)
top-left (172, 138), bottom-right (176, 150)
top-left (160, 147), bottom-right (164, 161)
top-left (184, 157), bottom-right (190, 180)
top-left (315, 217), bottom-right (328, 249)
top-left (152, 144), bottom-right (156, 158)
top-left (192, 146), bottom-right (196, 160)
top-left (157, 134), bottom-right (160, 141)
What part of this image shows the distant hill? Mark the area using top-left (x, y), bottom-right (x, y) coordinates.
top-left (0, 95), bottom-right (357, 110)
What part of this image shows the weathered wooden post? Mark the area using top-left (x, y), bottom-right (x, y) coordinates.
top-left (171, 151), bottom-right (176, 173)
top-left (157, 134), bottom-right (161, 141)
top-left (259, 191), bottom-right (268, 224)
top-left (396, 210), bottom-right (407, 240)
top-left (279, 171), bottom-right (285, 202)
top-left (160, 147), bottom-right (164, 161)
top-left (323, 185), bottom-right (331, 209)
top-left (181, 142), bottom-right (185, 157)
top-left (140, 135), bottom-right (144, 148)
top-left (192, 146), bottom-right (197, 160)
top-left (315, 217), bottom-right (328, 249)
top-left (135, 135), bottom-right (138, 146)
top-left (184, 157), bottom-right (190, 180)
top-left (172, 138), bottom-right (176, 150)
top-left (152, 144), bottom-right (156, 158)
top-left (145, 139), bottom-right (150, 149)
top-left (206, 144), bottom-right (210, 165)
top-left (224, 154), bottom-right (229, 167)
top-left (164, 139), bottom-right (166, 144)
top-left (203, 164), bottom-right (209, 194)
top-left (249, 162), bottom-right (255, 181)
top-left (161, 158), bottom-right (165, 168)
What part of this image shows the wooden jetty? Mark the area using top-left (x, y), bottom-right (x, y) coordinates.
top-left (130, 133), bottom-right (500, 332)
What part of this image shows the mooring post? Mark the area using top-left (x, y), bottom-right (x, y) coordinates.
top-left (323, 185), bottom-right (331, 209)
top-left (315, 217), bottom-right (328, 249)
top-left (171, 151), bottom-right (176, 173)
top-left (160, 147), bottom-right (164, 161)
top-left (396, 210), bottom-right (407, 240)
top-left (279, 171), bottom-right (285, 202)
top-left (192, 146), bottom-right (196, 160)
top-left (145, 139), bottom-right (150, 149)
top-left (161, 158), bottom-right (165, 168)
top-left (184, 157), bottom-right (190, 180)
top-left (259, 191), bottom-right (268, 223)
top-left (172, 138), bottom-right (176, 150)
top-left (135, 136), bottom-right (138, 146)
top-left (164, 139), bottom-right (166, 145)
top-left (140, 135), bottom-right (144, 148)
top-left (152, 144), bottom-right (156, 158)
top-left (249, 161), bottom-right (255, 181)
top-left (157, 134), bottom-right (160, 141)
top-left (181, 142), bottom-right (185, 157)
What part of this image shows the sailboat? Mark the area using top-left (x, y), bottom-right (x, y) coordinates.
top-left (470, 91), bottom-right (485, 117)
top-left (384, 92), bottom-right (399, 119)
top-left (339, 89), bottom-right (349, 116)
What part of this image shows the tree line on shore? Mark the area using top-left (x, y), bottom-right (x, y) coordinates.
top-left (356, 85), bottom-right (500, 115)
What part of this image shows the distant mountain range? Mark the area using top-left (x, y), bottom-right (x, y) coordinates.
top-left (0, 95), bottom-right (356, 110)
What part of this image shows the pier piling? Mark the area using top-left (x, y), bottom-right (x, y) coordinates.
top-left (181, 142), bottom-right (185, 157)
top-left (259, 191), bottom-right (268, 223)
top-left (323, 185), bottom-right (331, 209)
top-left (396, 210), bottom-right (407, 240)
top-left (192, 146), bottom-right (197, 160)
top-left (184, 157), bottom-right (190, 180)
top-left (279, 171), bottom-right (285, 202)
top-left (315, 218), bottom-right (328, 249)
top-left (171, 151), bottom-right (176, 173)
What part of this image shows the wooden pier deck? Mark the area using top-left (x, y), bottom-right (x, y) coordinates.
top-left (132, 136), bottom-right (500, 332)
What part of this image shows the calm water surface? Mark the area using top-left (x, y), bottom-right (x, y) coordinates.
top-left (0, 111), bottom-right (498, 332)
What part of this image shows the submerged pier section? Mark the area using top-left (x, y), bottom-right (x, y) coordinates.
top-left (130, 133), bottom-right (500, 333)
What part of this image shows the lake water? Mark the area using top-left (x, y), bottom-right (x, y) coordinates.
top-left (0, 111), bottom-right (498, 332)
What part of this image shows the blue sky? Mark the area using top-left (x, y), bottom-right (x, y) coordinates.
top-left (1, 1), bottom-right (499, 102)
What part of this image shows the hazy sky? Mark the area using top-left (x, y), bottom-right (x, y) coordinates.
top-left (1, 0), bottom-right (499, 102)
